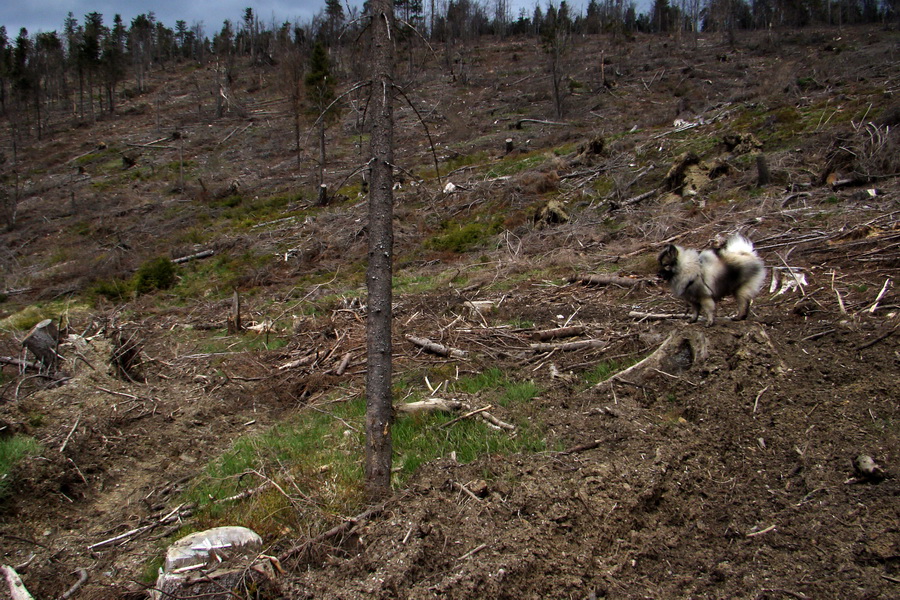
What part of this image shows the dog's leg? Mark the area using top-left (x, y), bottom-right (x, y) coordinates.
top-left (700, 297), bottom-right (717, 326)
top-left (687, 301), bottom-right (701, 322)
top-left (733, 293), bottom-right (752, 320)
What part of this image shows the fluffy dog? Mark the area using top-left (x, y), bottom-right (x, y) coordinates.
top-left (657, 235), bottom-right (765, 325)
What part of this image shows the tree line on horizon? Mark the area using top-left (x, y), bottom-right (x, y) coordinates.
top-left (0, 0), bottom-right (897, 141)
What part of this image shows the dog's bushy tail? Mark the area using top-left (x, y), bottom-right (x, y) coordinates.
top-left (720, 235), bottom-right (757, 258)
top-left (719, 235), bottom-right (766, 319)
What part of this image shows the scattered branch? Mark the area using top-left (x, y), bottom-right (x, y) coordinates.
top-left (404, 334), bottom-right (468, 359)
top-left (59, 568), bottom-right (89, 600)
top-left (569, 274), bottom-right (648, 287)
top-left (628, 311), bottom-right (690, 321)
top-left (530, 339), bottom-right (607, 352)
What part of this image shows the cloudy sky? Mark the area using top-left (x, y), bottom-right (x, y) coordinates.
top-left (0, 0), bottom-right (608, 38)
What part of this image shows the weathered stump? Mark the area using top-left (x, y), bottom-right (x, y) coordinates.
top-left (22, 319), bottom-right (60, 371)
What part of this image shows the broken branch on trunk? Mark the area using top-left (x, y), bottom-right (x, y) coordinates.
top-left (405, 334), bottom-right (468, 359)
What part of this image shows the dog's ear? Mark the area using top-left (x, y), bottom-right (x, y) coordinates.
top-left (658, 244), bottom-right (678, 266)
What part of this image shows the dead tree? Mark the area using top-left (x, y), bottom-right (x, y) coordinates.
top-left (364, 0), bottom-right (397, 502)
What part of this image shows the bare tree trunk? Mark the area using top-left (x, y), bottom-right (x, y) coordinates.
top-left (365, 0), bottom-right (396, 502)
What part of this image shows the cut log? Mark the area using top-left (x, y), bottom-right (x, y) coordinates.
top-left (532, 325), bottom-right (585, 341)
top-left (405, 334), bottom-right (468, 359)
top-left (22, 319), bottom-right (60, 371)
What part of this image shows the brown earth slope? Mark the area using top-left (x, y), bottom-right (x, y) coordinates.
top-left (1, 26), bottom-right (898, 599)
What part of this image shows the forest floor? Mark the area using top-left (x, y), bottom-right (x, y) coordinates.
top-left (0, 25), bottom-right (898, 600)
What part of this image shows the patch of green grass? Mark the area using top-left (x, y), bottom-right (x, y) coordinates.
top-left (221, 194), bottom-right (300, 228)
top-left (498, 380), bottom-right (540, 407)
top-left (90, 257), bottom-right (178, 302)
top-left (446, 151), bottom-right (489, 173)
top-left (426, 219), bottom-right (503, 254)
top-left (392, 404), bottom-right (544, 476)
top-left (505, 317), bottom-right (534, 328)
top-left (581, 359), bottom-right (634, 386)
top-left (451, 367), bottom-right (508, 394)
top-left (393, 273), bottom-right (441, 295)
top-left (199, 331), bottom-right (289, 353)
top-left (173, 256), bottom-right (244, 299)
top-left (485, 152), bottom-right (546, 178)
top-left (0, 435), bottom-right (42, 500)
top-left (184, 367), bottom-right (546, 534)
top-left (0, 300), bottom-right (86, 332)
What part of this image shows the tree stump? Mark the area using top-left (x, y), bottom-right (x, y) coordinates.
top-left (23, 319), bottom-right (60, 371)
top-left (226, 289), bottom-right (242, 334)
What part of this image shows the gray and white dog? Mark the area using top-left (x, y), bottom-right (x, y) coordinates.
top-left (657, 235), bottom-right (766, 326)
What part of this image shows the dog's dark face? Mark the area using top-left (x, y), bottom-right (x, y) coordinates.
top-left (657, 244), bottom-right (679, 282)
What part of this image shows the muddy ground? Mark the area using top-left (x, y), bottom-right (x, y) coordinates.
top-left (1, 25), bottom-right (899, 600)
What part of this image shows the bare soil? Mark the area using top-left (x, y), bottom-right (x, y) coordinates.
top-left (1, 26), bottom-right (899, 600)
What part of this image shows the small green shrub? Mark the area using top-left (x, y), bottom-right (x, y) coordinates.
top-left (134, 257), bottom-right (177, 295)
top-left (426, 220), bottom-right (502, 253)
top-left (89, 278), bottom-right (132, 302)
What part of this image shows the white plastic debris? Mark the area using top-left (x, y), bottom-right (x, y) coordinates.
top-left (163, 526), bottom-right (263, 572)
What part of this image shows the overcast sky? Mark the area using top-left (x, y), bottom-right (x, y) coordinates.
top-left (0, 0), bottom-right (623, 39)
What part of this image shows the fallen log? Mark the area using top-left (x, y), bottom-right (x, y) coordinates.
top-left (569, 274), bottom-right (648, 287)
top-left (173, 249), bottom-right (214, 264)
top-left (532, 325), bottom-right (585, 341)
top-left (405, 334), bottom-right (468, 359)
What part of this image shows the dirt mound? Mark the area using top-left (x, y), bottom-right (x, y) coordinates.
top-left (281, 312), bottom-right (899, 599)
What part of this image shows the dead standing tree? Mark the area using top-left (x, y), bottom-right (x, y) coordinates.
top-left (365, 0), bottom-right (396, 502)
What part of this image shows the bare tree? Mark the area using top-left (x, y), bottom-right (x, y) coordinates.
top-left (365, 0), bottom-right (396, 501)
